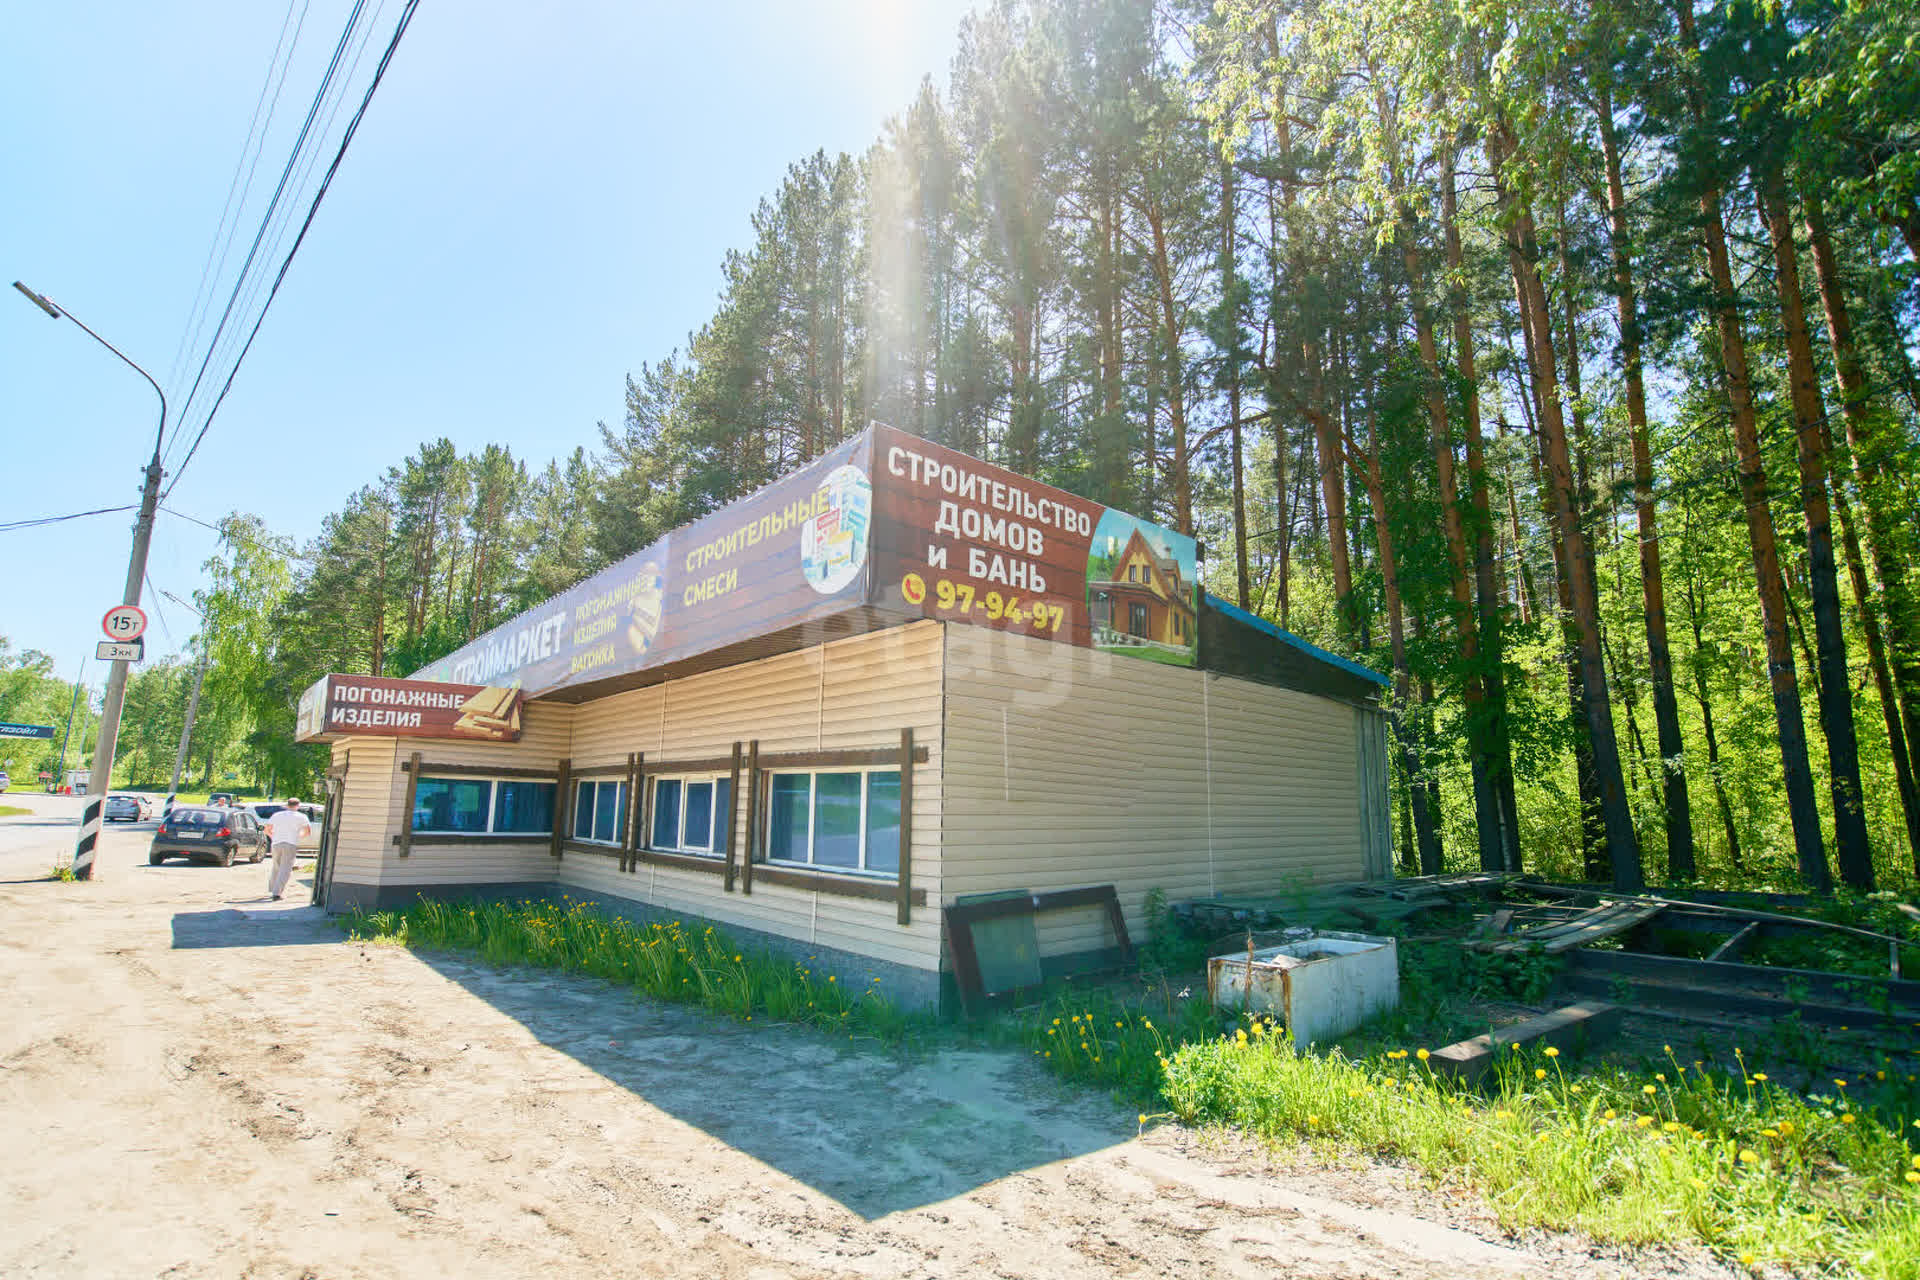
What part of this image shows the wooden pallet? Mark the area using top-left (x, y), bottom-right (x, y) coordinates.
top-left (1468, 898), bottom-right (1667, 954)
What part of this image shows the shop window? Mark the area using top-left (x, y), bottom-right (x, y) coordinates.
top-left (572, 779), bottom-right (629, 845)
top-left (649, 775), bottom-right (732, 854)
top-left (765, 770), bottom-right (901, 876)
top-left (413, 776), bottom-right (556, 835)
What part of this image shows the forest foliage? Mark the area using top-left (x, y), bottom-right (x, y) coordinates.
top-left (107, 0), bottom-right (1920, 893)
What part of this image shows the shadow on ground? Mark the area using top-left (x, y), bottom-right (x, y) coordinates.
top-left (416, 949), bottom-right (1134, 1218)
top-left (167, 903), bottom-right (1135, 1217)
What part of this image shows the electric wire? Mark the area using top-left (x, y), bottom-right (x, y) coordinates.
top-left (144, 573), bottom-right (177, 648)
top-left (164, 0), bottom-right (373, 467)
top-left (165, 0), bottom-right (312, 395)
top-left (162, 0), bottom-right (420, 501)
top-left (0, 505), bottom-right (138, 534)
top-left (168, 0), bottom-right (391, 470)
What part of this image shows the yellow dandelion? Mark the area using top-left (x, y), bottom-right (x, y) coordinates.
top-left (1138, 1113), bottom-right (1147, 1125)
top-left (1907, 1172), bottom-right (1920, 1185)
top-left (1543, 1046), bottom-right (1559, 1058)
top-left (1843, 1114), bottom-right (1857, 1125)
top-left (1779, 1121), bottom-right (1795, 1136)
top-left (1655, 1073), bottom-right (1666, 1082)
top-left (1664, 1121), bottom-right (1681, 1132)
top-left (1753, 1072), bottom-right (1767, 1082)
top-left (1643, 1085), bottom-right (1657, 1095)
top-left (1535, 1068), bottom-right (1547, 1080)
top-left (1570, 1085), bottom-right (1583, 1094)
top-left (1835, 1079), bottom-right (1848, 1089)
top-left (1740, 1253), bottom-right (1755, 1265)
top-left (1637, 1116), bottom-right (1655, 1128)
top-left (1739, 1149), bottom-right (1759, 1164)
top-left (1604, 1108), bottom-right (1617, 1119)
top-left (1417, 1048), bottom-right (1430, 1061)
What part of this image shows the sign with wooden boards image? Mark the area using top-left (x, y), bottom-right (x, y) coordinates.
top-left (295, 673), bottom-right (524, 743)
top-left (383, 424), bottom-right (1198, 706)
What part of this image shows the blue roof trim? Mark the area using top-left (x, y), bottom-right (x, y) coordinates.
top-left (1202, 592), bottom-right (1390, 687)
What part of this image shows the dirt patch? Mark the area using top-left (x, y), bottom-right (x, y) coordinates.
top-left (0, 803), bottom-right (1746, 1279)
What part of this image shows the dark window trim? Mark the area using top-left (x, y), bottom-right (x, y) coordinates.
top-left (751, 863), bottom-right (927, 905)
top-left (401, 759), bottom-right (559, 780)
top-left (393, 832), bottom-right (550, 847)
top-left (631, 847), bottom-right (728, 875)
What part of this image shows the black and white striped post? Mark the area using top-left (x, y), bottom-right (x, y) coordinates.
top-left (72, 795), bottom-right (104, 879)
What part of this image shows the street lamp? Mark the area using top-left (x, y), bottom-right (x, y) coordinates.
top-left (14, 281), bottom-right (168, 880)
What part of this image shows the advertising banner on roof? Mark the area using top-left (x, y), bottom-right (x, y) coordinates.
top-left (411, 432), bottom-right (873, 697)
top-left (866, 424), bottom-right (1198, 666)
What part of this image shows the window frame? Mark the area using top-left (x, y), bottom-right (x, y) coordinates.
top-left (762, 767), bottom-right (902, 878)
top-left (647, 772), bottom-right (733, 856)
top-left (412, 774), bottom-right (559, 836)
top-left (571, 777), bottom-right (630, 846)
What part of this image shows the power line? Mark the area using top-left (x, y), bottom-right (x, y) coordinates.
top-left (163, 0), bottom-right (420, 496)
top-left (0, 504), bottom-right (137, 533)
top-left (166, 0), bottom-right (373, 459)
top-left (165, 0), bottom-right (313, 395)
top-left (159, 506), bottom-right (315, 563)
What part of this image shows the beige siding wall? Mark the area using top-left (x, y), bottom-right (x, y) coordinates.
top-left (348, 702), bottom-right (574, 888)
top-left (942, 627), bottom-right (1379, 958)
top-left (329, 738), bottom-right (396, 886)
top-left (555, 621), bottom-right (946, 971)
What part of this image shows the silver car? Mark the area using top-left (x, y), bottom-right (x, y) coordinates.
top-left (105, 794), bottom-right (144, 822)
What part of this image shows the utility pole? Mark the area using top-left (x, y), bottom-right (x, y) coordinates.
top-left (15, 282), bottom-right (167, 880)
top-left (166, 629), bottom-right (212, 813)
top-left (54, 654), bottom-right (86, 792)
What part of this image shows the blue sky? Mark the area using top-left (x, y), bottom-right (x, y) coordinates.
top-left (2, 1), bottom-right (980, 685)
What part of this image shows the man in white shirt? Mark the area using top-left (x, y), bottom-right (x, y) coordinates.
top-left (263, 799), bottom-right (312, 901)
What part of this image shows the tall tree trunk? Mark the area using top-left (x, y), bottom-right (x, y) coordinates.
top-left (1805, 191), bottom-right (1920, 845)
top-left (1598, 83), bottom-right (1696, 879)
top-left (1442, 138), bottom-right (1520, 872)
top-left (1356, 419), bottom-right (1443, 874)
top-left (1489, 122), bottom-right (1641, 890)
top-left (1222, 160), bottom-right (1251, 608)
top-left (1759, 173), bottom-right (1875, 889)
top-left (1146, 202), bottom-right (1193, 533)
top-left (1677, 4), bottom-right (1830, 891)
top-left (1683, 566), bottom-right (1744, 867)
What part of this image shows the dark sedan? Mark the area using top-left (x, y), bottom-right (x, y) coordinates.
top-left (149, 806), bottom-right (268, 867)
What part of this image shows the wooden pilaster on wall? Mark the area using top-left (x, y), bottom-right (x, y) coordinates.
top-left (551, 757), bottom-right (572, 860)
top-left (397, 750), bottom-right (421, 858)
top-left (620, 751), bottom-right (640, 872)
top-left (723, 741), bottom-right (743, 892)
top-left (897, 727), bottom-right (914, 926)
top-left (741, 740), bottom-right (759, 895)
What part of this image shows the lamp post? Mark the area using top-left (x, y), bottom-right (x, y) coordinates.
top-left (14, 281), bottom-right (168, 880)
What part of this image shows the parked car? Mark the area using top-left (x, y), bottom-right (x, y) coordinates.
top-left (148, 805), bottom-right (267, 867)
top-left (105, 793), bottom-right (144, 822)
top-left (138, 794), bottom-right (156, 818)
top-left (0, 770), bottom-right (10, 794)
top-left (250, 801), bottom-right (325, 849)
top-left (207, 791), bottom-right (238, 807)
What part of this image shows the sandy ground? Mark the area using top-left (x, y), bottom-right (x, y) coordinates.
top-left (0, 794), bottom-right (1743, 1279)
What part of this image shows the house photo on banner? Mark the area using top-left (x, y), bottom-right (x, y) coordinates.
top-left (298, 423), bottom-right (1392, 1008)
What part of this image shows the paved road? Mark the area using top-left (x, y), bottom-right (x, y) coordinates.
top-left (0, 790), bottom-right (307, 898)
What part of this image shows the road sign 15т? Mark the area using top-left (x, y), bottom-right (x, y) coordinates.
top-left (102, 604), bottom-right (147, 641)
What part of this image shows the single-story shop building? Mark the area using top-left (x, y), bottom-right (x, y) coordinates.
top-left (299, 424), bottom-right (1392, 1006)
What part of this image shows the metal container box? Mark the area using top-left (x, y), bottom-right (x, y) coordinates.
top-left (1206, 931), bottom-right (1400, 1047)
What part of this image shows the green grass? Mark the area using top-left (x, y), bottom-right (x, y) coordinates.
top-left (1158, 1025), bottom-right (1920, 1278)
top-left (0, 805), bottom-right (30, 818)
top-left (343, 896), bottom-right (938, 1044)
top-left (344, 895), bottom-right (1920, 1276)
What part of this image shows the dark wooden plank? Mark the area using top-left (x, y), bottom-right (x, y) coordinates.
top-left (724, 742), bottom-right (741, 893)
top-left (1706, 921), bottom-right (1760, 963)
top-left (632, 847), bottom-right (727, 876)
top-left (398, 750), bottom-right (421, 859)
top-left (947, 885), bottom-right (1122, 927)
top-left (402, 759), bottom-right (560, 780)
top-left (571, 761), bottom-right (632, 779)
top-left (1564, 949), bottom-right (1920, 1014)
top-left (551, 757), bottom-right (571, 861)
top-left (563, 839), bottom-right (623, 859)
top-left (742, 741), bottom-right (759, 896)
top-left (639, 754), bottom-right (737, 777)
top-left (620, 751), bottom-right (640, 872)
top-left (393, 832), bottom-right (549, 848)
top-left (754, 863), bottom-right (928, 904)
top-left (897, 727), bottom-right (914, 926)
top-left (758, 745), bottom-right (930, 770)
top-left (945, 903), bottom-right (990, 1016)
